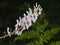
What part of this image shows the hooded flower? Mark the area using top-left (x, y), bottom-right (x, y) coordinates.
top-left (7, 27), bottom-right (11, 37)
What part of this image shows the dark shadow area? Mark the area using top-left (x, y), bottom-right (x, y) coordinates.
top-left (44, 0), bottom-right (60, 27)
top-left (15, 37), bottom-right (36, 45)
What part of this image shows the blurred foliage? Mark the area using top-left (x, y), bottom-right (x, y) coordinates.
top-left (50, 41), bottom-right (60, 45)
top-left (0, 0), bottom-right (60, 45)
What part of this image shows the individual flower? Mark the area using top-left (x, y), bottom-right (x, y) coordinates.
top-left (17, 29), bottom-right (24, 35)
top-left (26, 11), bottom-right (29, 15)
top-left (15, 30), bottom-right (19, 35)
top-left (23, 13), bottom-right (26, 17)
top-left (29, 8), bottom-right (32, 15)
top-left (36, 2), bottom-right (37, 7)
top-left (15, 19), bottom-right (19, 30)
top-left (7, 27), bottom-right (11, 37)
top-left (37, 4), bottom-right (42, 15)
top-left (26, 15), bottom-right (32, 26)
top-left (21, 17), bottom-right (27, 30)
top-left (38, 7), bottom-right (42, 15)
top-left (19, 17), bottom-right (22, 26)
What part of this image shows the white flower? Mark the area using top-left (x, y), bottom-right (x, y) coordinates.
top-left (15, 18), bottom-right (22, 31)
top-left (16, 19), bottom-right (19, 24)
top-left (17, 31), bottom-right (22, 35)
top-left (15, 27), bottom-right (25, 36)
top-left (29, 8), bottom-right (32, 15)
top-left (15, 19), bottom-right (19, 30)
top-left (23, 13), bottom-right (26, 17)
top-left (16, 19), bottom-right (19, 26)
top-left (33, 6), bottom-right (37, 13)
top-left (7, 27), bottom-right (11, 37)
top-left (17, 29), bottom-right (23, 35)
top-left (33, 6), bottom-right (39, 20)
top-left (26, 15), bottom-right (32, 26)
top-left (33, 13), bottom-right (38, 21)
top-left (36, 2), bottom-right (37, 7)
top-left (18, 17), bottom-right (22, 26)
top-left (23, 13), bottom-right (31, 29)
top-left (6, 3), bottom-right (42, 36)
top-left (36, 4), bottom-right (42, 15)
top-left (14, 22), bottom-right (25, 35)
top-left (29, 14), bottom-right (36, 23)
top-left (26, 11), bottom-right (29, 15)
top-left (21, 17), bottom-right (27, 30)
top-left (22, 17), bottom-right (30, 30)
top-left (25, 23), bottom-right (30, 29)
top-left (38, 8), bottom-right (42, 15)
top-left (26, 11), bottom-right (32, 26)
top-left (15, 30), bottom-right (19, 35)
top-left (15, 24), bottom-right (18, 31)
top-left (16, 19), bottom-right (21, 26)
top-left (19, 17), bottom-right (21, 22)
top-left (26, 8), bottom-right (36, 23)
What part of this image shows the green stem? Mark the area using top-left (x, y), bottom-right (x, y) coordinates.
top-left (0, 27), bottom-right (22, 39)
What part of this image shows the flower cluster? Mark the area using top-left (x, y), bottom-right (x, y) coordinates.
top-left (7, 3), bottom-right (42, 37)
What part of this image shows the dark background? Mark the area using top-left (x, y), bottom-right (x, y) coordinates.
top-left (0, 0), bottom-right (60, 44)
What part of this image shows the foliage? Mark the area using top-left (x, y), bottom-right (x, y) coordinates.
top-left (50, 41), bottom-right (60, 45)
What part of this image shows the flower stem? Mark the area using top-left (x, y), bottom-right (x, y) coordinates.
top-left (0, 27), bottom-right (22, 39)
